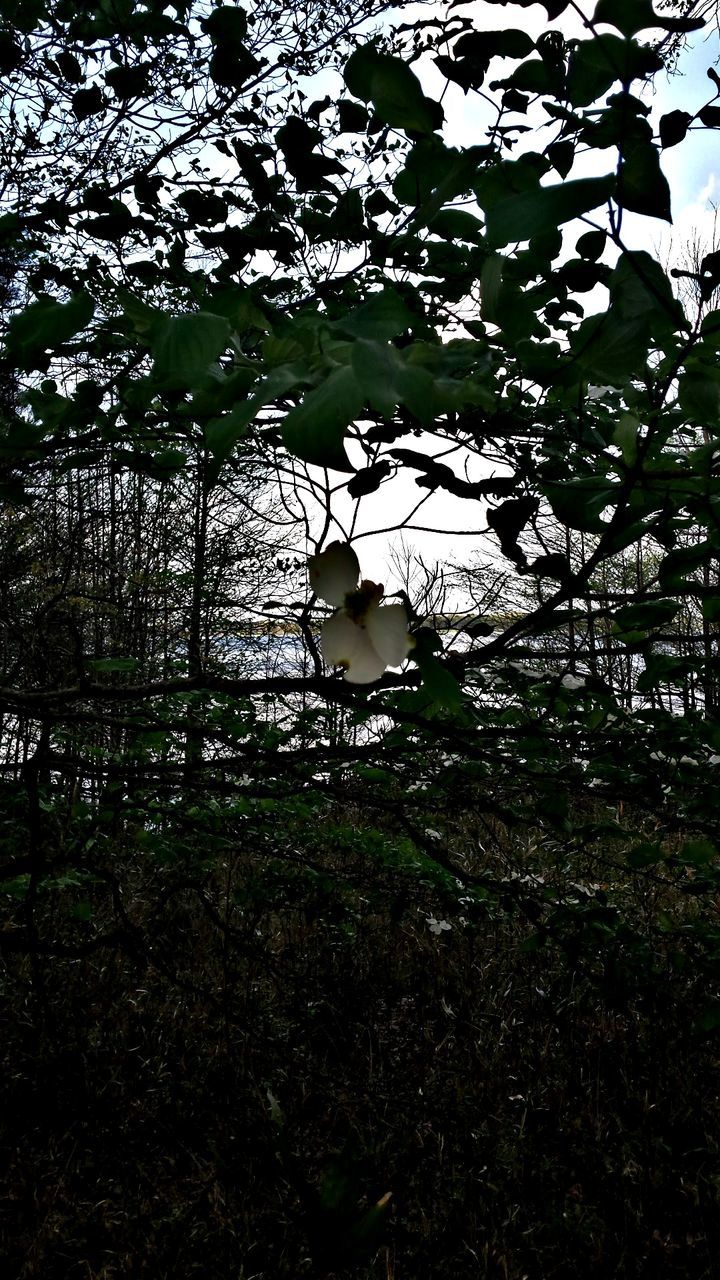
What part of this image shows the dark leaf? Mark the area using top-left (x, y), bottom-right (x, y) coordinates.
top-left (547, 140), bottom-right (574, 177)
top-left (594, 0), bottom-right (703, 35)
top-left (616, 142), bottom-right (672, 221)
top-left (659, 109), bottom-right (692, 148)
top-left (202, 5), bottom-right (248, 42)
top-left (482, 174), bottom-right (614, 248)
top-left (566, 35), bottom-right (663, 108)
top-left (177, 190), bottom-right (228, 226)
top-left (281, 367), bottom-right (362, 469)
top-left (344, 44), bottom-right (443, 135)
top-left (413, 647), bottom-right (463, 708)
top-left (699, 105), bottom-right (720, 128)
top-left (610, 251), bottom-right (684, 334)
top-left (678, 360), bottom-right (720, 425)
top-left (105, 62), bottom-right (151, 99)
top-left (334, 288), bottom-right (415, 342)
top-left (338, 99), bottom-right (369, 132)
top-left (575, 229), bottom-right (606, 261)
top-left (487, 496), bottom-right (539, 568)
top-left (347, 460), bottom-right (392, 497)
top-left (544, 476), bottom-right (620, 531)
top-left (72, 85), bottom-right (105, 121)
top-left (427, 208), bottom-right (484, 242)
top-left (151, 312), bottom-right (232, 389)
top-left (6, 292), bottom-right (95, 369)
top-left (55, 51), bottom-right (83, 83)
top-left (502, 87), bottom-right (530, 112)
top-left (0, 31), bottom-right (23, 74)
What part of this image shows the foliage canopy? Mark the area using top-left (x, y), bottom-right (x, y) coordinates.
top-left (3, 2), bottom-right (720, 1266)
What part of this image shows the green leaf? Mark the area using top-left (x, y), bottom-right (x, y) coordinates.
top-left (344, 44), bottom-right (443, 135)
top-left (427, 208), bottom-right (485, 243)
top-left (566, 35), bottom-right (622, 106)
top-left (414, 649), bottom-right (463, 709)
top-left (610, 251), bottom-right (684, 333)
top-left (351, 339), bottom-right (440, 423)
top-left (151, 312), bottom-right (232, 389)
top-left (352, 340), bottom-right (401, 417)
top-left (573, 313), bottom-right (646, 385)
top-left (678, 360), bottom-right (720, 425)
top-left (700, 310), bottom-right (720, 347)
top-left (281, 367), bottom-right (362, 469)
top-left (152, 448), bottom-right (187, 475)
top-left (613, 598), bottom-right (679, 638)
top-left (626, 840), bottom-right (663, 868)
top-left (204, 401), bottom-right (255, 462)
top-left (88, 657), bottom-right (140, 673)
top-left (636, 654), bottom-right (690, 692)
top-left (697, 1001), bottom-right (720, 1033)
top-left (659, 542), bottom-right (711, 590)
top-left (119, 288), bottom-right (158, 335)
top-left (6, 292), bottom-right (95, 369)
top-left (544, 476), bottom-right (619, 531)
top-left (393, 139), bottom-right (480, 212)
top-left (679, 838), bottom-right (717, 867)
top-left (613, 413), bottom-right (639, 464)
top-left (204, 364), bottom-right (304, 471)
top-left (702, 595), bottom-right (720, 623)
top-left (502, 57), bottom-right (557, 95)
top-left (480, 254), bottom-right (504, 323)
top-left (439, 28), bottom-right (534, 91)
top-left (333, 288), bottom-right (415, 341)
top-left (482, 174), bottom-right (614, 247)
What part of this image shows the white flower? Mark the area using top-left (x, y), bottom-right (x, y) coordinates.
top-left (427, 916), bottom-right (452, 935)
top-left (308, 540), bottom-right (413, 684)
top-left (561, 674), bottom-right (586, 691)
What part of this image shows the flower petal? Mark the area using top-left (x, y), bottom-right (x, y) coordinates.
top-left (344, 635), bottom-right (387, 683)
top-left (308, 541), bottom-right (359, 607)
top-left (366, 601), bottom-right (411, 667)
top-left (321, 612), bottom-right (387, 684)
top-left (321, 611), bottom-right (363, 666)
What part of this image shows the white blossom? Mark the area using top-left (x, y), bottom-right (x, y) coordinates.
top-left (308, 540), bottom-right (413, 684)
top-left (561, 673), bottom-right (586, 691)
top-left (427, 916), bottom-right (452, 935)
